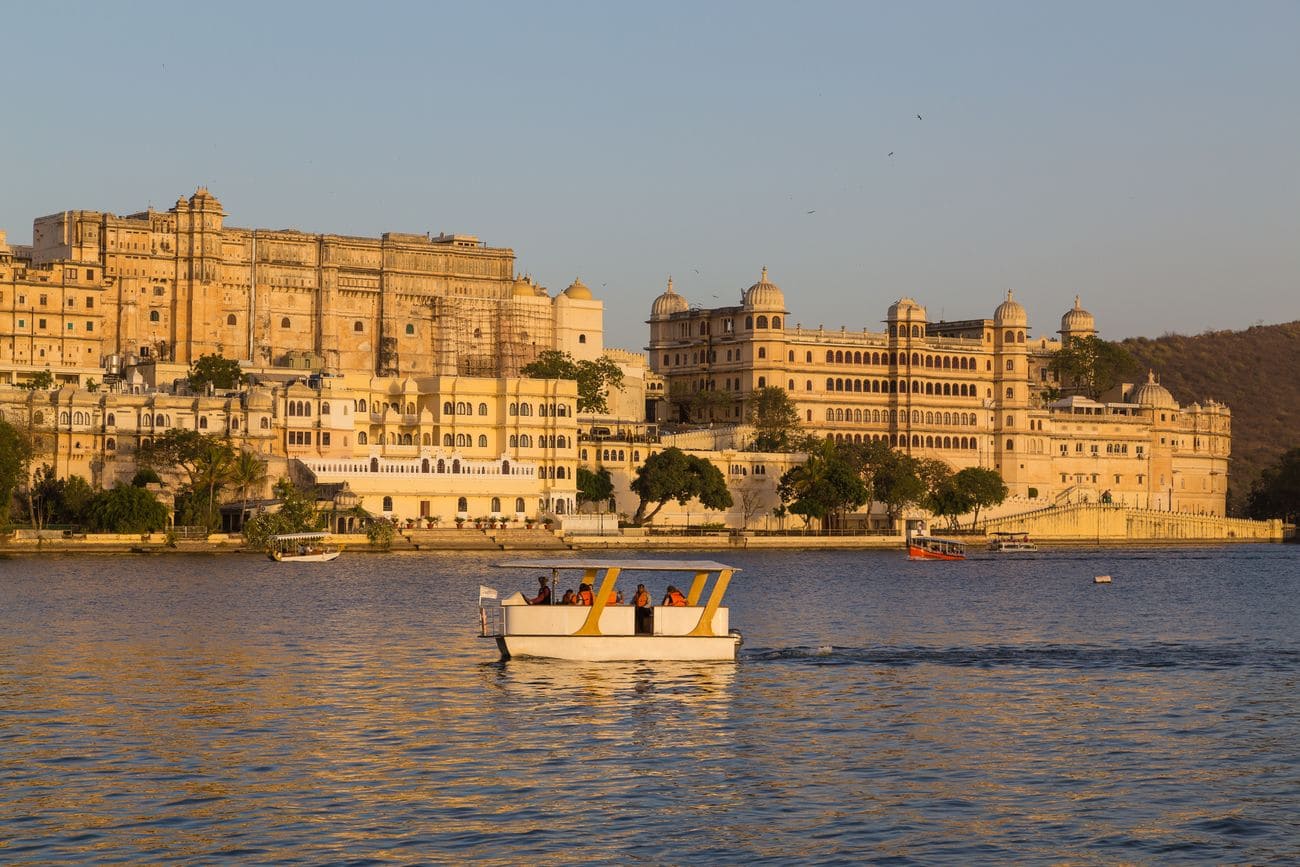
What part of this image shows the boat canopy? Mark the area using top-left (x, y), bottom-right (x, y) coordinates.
top-left (271, 532), bottom-right (330, 542)
top-left (497, 559), bottom-right (740, 573)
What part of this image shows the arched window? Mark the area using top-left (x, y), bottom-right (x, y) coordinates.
top-left (199, 417), bottom-right (208, 429)
top-left (509, 434), bottom-right (518, 447)
top-left (772, 316), bottom-right (781, 329)
top-left (106, 437), bottom-right (116, 451)
top-left (515, 497), bottom-right (525, 513)
top-left (756, 315), bottom-right (768, 328)
top-left (437, 459), bottom-right (446, 472)
top-left (478, 403), bottom-right (488, 416)
top-left (491, 497), bottom-right (501, 513)
top-left (443, 433), bottom-right (453, 446)
top-left (1017, 331), bottom-right (1025, 343)
top-left (825, 409), bottom-right (834, 421)
top-left (382, 496), bottom-right (393, 512)
top-left (452, 460), bottom-right (461, 474)
top-left (826, 378), bottom-right (834, 390)
top-left (261, 418), bottom-right (270, 429)
top-left (912, 325), bottom-right (920, 337)
top-left (757, 376), bottom-right (766, 388)
top-left (478, 434), bottom-right (487, 447)
top-left (226, 314), bottom-right (236, 325)
top-left (281, 317), bottom-right (291, 328)
top-left (106, 413), bottom-right (116, 426)
top-left (354, 321), bottom-right (364, 332)
top-left (457, 496), bottom-right (468, 512)
top-left (758, 347), bottom-right (766, 359)
top-left (1006, 438), bottom-right (1015, 450)
top-left (1006, 387), bottom-right (1014, 399)
top-left (149, 310), bottom-right (160, 322)
top-left (578, 334), bottom-right (587, 344)
top-left (444, 401), bottom-right (454, 415)
top-left (746, 316), bottom-right (754, 329)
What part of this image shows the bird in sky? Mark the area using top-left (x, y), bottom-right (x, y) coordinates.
top-left (806, 209), bottom-right (816, 215)
top-left (888, 151), bottom-right (895, 157)
top-left (916, 114), bottom-right (923, 120)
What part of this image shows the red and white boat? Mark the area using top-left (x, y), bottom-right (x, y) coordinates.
top-left (907, 535), bottom-right (967, 561)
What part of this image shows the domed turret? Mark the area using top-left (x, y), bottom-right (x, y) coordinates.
top-left (562, 278), bottom-right (593, 300)
top-left (994, 289), bottom-right (1027, 326)
top-left (512, 276), bottom-right (541, 297)
top-left (650, 277), bottom-right (689, 319)
top-left (886, 297), bottom-right (927, 322)
top-left (741, 267), bottom-right (785, 310)
top-left (1060, 294), bottom-right (1096, 336)
top-left (1129, 370), bottom-right (1177, 409)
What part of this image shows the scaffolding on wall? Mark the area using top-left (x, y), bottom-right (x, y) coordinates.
top-left (423, 295), bottom-right (551, 378)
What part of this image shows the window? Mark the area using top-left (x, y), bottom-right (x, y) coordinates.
top-left (382, 496), bottom-right (393, 512)
top-left (478, 434), bottom-right (487, 447)
top-left (86, 322), bottom-right (93, 332)
top-left (757, 347), bottom-right (766, 359)
top-left (354, 321), bottom-right (364, 332)
top-left (227, 314), bottom-right (236, 325)
top-left (491, 497), bottom-right (501, 513)
top-left (199, 417), bottom-right (208, 429)
top-left (457, 497), bottom-right (468, 512)
top-left (578, 334), bottom-right (586, 344)
top-left (478, 403), bottom-right (488, 416)
top-left (86, 297), bottom-right (94, 309)
top-left (281, 317), bottom-right (291, 328)
top-left (405, 324), bottom-right (414, 335)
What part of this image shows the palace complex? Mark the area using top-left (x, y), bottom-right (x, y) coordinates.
top-left (0, 189), bottom-right (1234, 528)
top-left (647, 271), bottom-right (1230, 516)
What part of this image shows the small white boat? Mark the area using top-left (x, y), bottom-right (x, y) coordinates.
top-left (987, 531), bottom-right (1038, 552)
top-left (268, 532), bottom-right (342, 562)
top-left (481, 559), bottom-right (743, 662)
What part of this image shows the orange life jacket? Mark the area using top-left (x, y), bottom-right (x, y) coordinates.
top-left (609, 592), bottom-right (619, 604)
top-left (666, 589), bottom-right (687, 607)
top-left (577, 587), bottom-right (594, 605)
top-left (633, 590), bottom-right (650, 608)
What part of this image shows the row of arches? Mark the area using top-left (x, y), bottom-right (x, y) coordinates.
top-left (508, 402), bottom-right (571, 417)
top-left (288, 400), bottom-right (325, 417)
top-left (825, 408), bottom-right (979, 426)
top-left (824, 350), bottom-right (984, 370)
top-left (828, 432), bottom-right (981, 450)
top-left (826, 378), bottom-right (983, 397)
top-left (445, 401), bottom-right (489, 416)
top-left (744, 314), bottom-right (782, 330)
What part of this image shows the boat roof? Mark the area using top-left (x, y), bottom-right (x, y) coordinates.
top-left (272, 532), bottom-right (329, 541)
top-left (496, 559), bottom-right (740, 573)
top-left (989, 531), bottom-right (1029, 536)
top-left (914, 536), bottom-right (965, 544)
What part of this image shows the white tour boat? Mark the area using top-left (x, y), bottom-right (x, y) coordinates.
top-left (481, 559), bottom-right (743, 662)
top-left (986, 531), bottom-right (1038, 552)
top-left (268, 532), bottom-right (342, 562)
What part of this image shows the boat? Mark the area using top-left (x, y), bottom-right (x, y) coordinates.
top-left (480, 559), bottom-right (743, 662)
top-left (268, 532), bottom-right (342, 562)
top-left (907, 535), bottom-right (967, 561)
top-left (987, 531), bottom-right (1038, 552)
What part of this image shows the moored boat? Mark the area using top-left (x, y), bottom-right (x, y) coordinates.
top-left (907, 536), bottom-right (967, 561)
top-left (987, 531), bottom-right (1038, 552)
top-left (268, 532), bottom-right (342, 562)
top-left (481, 559), bottom-right (743, 662)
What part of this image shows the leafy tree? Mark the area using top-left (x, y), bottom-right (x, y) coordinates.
top-left (188, 354), bottom-right (245, 391)
top-left (0, 417), bottom-right (34, 526)
top-left (366, 517), bottom-right (396, 550)
top-left (926, 477), bottom-right (976, 529)
top-left (576, 467), bottom-right (614, 512)
top-left (849, 444), bottom-right (927, 525)
top-left (953, 466), bottom-right (1008, 527)
top-left (1049, 335), bottom-right (1140, 400)
top-left (18, 370), bottom-right (54, 391)
top-left (630, 447), bottom-right (732, 525)
top-left (60, 475), bottom-right (96, 525)
top-left (1245, 447), bottom-right (1300, 523)
top-left (86, 484), bottom-right (170, 533)
top-left (242, 478), bottom-right (323, 548)
top-left (25, 464), bottom-right (64, 529)
top-left (131, 468), bottom-right (162, 487)
top-left (776, 439), bottom-right (869, 528)
top-left (136, 430), bottom-right (237, 529)
top-left (747, 386), bottom-right (804, 451)
top-left (521, 350), bottom-right (625, 414)
top-left (230, 450), bottom-right (269, 528)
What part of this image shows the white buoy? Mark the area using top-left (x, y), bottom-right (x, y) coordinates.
top-left (1094, 574), bottom-right (1112, 584)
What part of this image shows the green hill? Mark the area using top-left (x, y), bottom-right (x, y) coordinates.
top-left (1119, 321), bottom-right (1300, 513)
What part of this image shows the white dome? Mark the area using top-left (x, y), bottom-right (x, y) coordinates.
top-left (562, 278), bottom-right (593, 300)
top-left (650, 277), bottom-right (689, 318)
top-left (741, 267), bottom-right (785, 310)
top-left (1129, 370), bottom-right (1177, 408)
top-left (1060, 294), bottom-right (1095, 334)
top-left (994, 289), bottom-right (1027, 325)
top-left (886, 297), bottom-right (927, 322)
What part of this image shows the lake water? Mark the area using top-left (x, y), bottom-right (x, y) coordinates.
top-left (1, 546), bottom-right (1297, 864)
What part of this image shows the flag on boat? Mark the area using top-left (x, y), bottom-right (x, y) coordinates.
top-left (479, 585), bottom-right (499, 600)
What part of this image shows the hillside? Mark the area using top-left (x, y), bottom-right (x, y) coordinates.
top-left (1119, 321), bottom-right (1300, 512)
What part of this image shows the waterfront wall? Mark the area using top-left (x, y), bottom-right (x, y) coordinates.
top-left (979, 503), bottom-right (1283, 542)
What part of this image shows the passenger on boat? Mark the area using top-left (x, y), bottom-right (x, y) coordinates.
top-left (608, 589), bottom-right (623, 605)
top-left (560, 588), bottom-right (576, 605)
top-left (576, 583), bottom-right (595, 605)
top-left (633, 584), bottom-right (653, 634)
top-left (663, 586), bottom-right (687, 606)
top-left (527, 576), bottom-right (551, 605)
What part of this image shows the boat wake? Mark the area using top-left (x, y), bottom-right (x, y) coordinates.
top-left (743, 642), bottom-right (1300, 671)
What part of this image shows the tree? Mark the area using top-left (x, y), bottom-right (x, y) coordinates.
top-left (60, 475), bottom-right (96, 526)
top-left (852, 445), bottom-right (927, 525)
top-left (136, 430), bottom-right (237, 529)
top-left (0, 417), bottom-right (34, 526)
top-left (521, 350), bottom-right (625, 414)
top-left (926, 477), bottom-right (975, 529)
top-left (242, 478), bottom-right (323, 548)
top-left (86, 484), bottom-right (170, 534)
top-left (188, 354), bottom-right (245, 391)
top-left (776, 439), bottom-right (869, 528)
top-left (1245, 447), bottom-right (1300, 523)
top-left (953, 466), bottom-right (1008, 527)
top-left (18, 370), bottom-right (54, 391)
top-left (230, 450), bottom-right (269, 528)
top-left (1049, 335), bottom-right (1140, 400)
top-left (630, 447), bottom-right (732, 525)
top-left (747, 386), bottom-right (804, 452)
top-left (576, 467), bottom-right (614, 512)
top-left (735, 478), bottom-right (769, 529)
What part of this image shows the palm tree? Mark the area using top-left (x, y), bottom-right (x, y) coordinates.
top-left (230, 450), bottom-right (268, 531)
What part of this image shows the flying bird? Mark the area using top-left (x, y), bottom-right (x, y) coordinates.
top-left (806, 209), bottom-right (816, 215)
top-left (888, 151), bottom-right (894, 157)
top-left (916, 114), bottom-right (923, 120)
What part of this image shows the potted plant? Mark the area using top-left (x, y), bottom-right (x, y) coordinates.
top-left (524, 517), bottom-right (535, 529)
top-left (455, 517), bottom-right (465, 529)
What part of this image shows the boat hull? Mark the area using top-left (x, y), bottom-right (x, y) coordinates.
top-left (908, 545), bottom-right (965, 561)
top-left (271, 551), bottom-right (342, 562)
top-left (496, 633), bottom-right (742, 662)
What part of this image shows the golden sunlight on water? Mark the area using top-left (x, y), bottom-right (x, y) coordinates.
top-left (1, 547), bottom-right (1297, 862)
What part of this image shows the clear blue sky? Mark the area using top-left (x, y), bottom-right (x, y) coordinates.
top-left (2, 1), bottom-right (1296, 351)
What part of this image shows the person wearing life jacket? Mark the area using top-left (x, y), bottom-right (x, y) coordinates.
top-left (560, 588), bottom-right (576, 605)
top-left (527, 575), bottom-right (552, 605)
top-left (633, 584), bottom-right (651, 609)
top-left (608, 589), bottom-right (622, 605)
top-left (663, 585), bottom-right (687, 607)
top-left (576, 583), bottom-right (595, 606)
top-left (633, 583), bottom-right (653, 634)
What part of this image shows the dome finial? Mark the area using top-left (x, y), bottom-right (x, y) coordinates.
top-left (1147, 369), bottom-right (1157, 384)
top-left (761, 265), bottom-right (768, 282)
top-left (667, 276), bottom-right (674, 292)
top-left (1006, 289), bottom-right (1014, 301)
top-left (1074, 294), bottom-right (1082, 309)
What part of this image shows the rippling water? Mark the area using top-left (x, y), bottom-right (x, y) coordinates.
top-left (2, 546), bottom-right (1297, 863)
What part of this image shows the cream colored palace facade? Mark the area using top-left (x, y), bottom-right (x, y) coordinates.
top-left (648, 272), bottom-right (1230, 516)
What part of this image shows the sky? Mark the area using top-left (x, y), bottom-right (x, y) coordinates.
top-left (1, 1), bottom-right (1297, 352)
